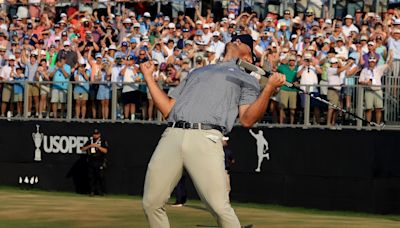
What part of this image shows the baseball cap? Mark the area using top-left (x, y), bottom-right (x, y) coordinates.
top-left (304, 53), bottom-right (313, 59)
top-left (344, 15), bottom-right (353, 20)
top-left (203, 24), bottom-right (210, 29)
top-left (330, 57), bottom-right (339, 63)
top-left (93, 129), bottom-right (100, 134)
top-left (133, 22), bottom-right (140, 28)
top-left (123, 18), bottom-right (132, 24)
top-left (8, 55), bottom-right (16, 60)
top-left (360, 36), bottom-right (368, 41)
top-left (143, 12), bottom-right (151, 18)
top-left (307, 46), bottom-right (316, 51)
top-left (212, 31), bottom-right (220, 36)
top-left (291, 34), bottom-right (298, 39)
top-left (27, 24), bottom-right (33, 29)
top-left (95, 53), bottom-right (102, 59)
top-left (121, 41), bottom-right (128, 47)
top-left (304, 33), bottom-right (311, 39)
top-left (206, 47), bottom-right (216, 53)
top-left (60, 13), bottom-right (67, 18)
top-left (195, 56), bottom-right (203, 62)
top-left (164, 16), bottom-right (170, 21)
top-left (127, 55), bottom-right (135, 61)
top-left (63, 40), bottom-right (71, 46)
top-left (368, 41), bottom-right (375, 46)
top-left (368, 56), bottom-right (377, 62)
top-left (324, 38), bottom-right (332, 44)
top-left (393, 19), bottom-right (400, 25)
top-left (195, 30), bottom-right (204, 36)
top-left (325, 19), bottom-right (332, 24)
top-left (231, 34), bottom-right (254, 57)
top-left (109, 44), bottom-right (117, 50)
top-left (184, 40), bottom-right (193, 46)
top-left (182, 28), bottom-right (189, 32)
top-left (130, 37), bottom-right (137, 43)
top-left (288, 55), bottom-right (296, 61)
top-left (168, 23), bottom-right (175, 29)
top-left (393, 29), bottom-right (400, 34)
top-left (196, 20), bottom-right (202, 25)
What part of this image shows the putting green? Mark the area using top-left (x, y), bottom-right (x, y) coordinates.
top-left (0, 187), bottom-right (399, 228)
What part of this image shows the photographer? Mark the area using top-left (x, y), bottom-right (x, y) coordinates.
top-left (81, 129), bottom-right (109, 196)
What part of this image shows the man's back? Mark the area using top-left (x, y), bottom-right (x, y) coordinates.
top-left (167, 60), bottom-right (260, 133)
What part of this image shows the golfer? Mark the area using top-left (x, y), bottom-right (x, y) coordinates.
top-left (140, 34), bottom-right (286, 228)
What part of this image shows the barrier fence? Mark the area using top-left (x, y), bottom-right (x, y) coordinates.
top-left (0, 80), bottom-right (399, 130)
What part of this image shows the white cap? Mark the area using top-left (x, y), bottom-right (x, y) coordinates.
top-left (368, 56), bottom-right (377, 62)
top-left (8, 55), bottom-right (16, 60)
top-left (168, 23), bottom-right (175, 29)
top-left (291, 34), bottom-right (298, 39)
top-left (271, 42), bottom-right (277, 47)
top-left (31, 50), bottom-right (39, 56)
top-left (393, 28), bottom-right (400, 34)
top-left (164, 16), bottom-right (170, 21)
top-left (368, 41), bottom-right (375, 46)
top-left (129, 12), bottom-right (135, 17)
top-left (133, 22), bottom-right (140, 28)
top-left (344, 15), bottom-right (353, 20)
top-left (123, 18), bottom-right (132, 24)
top-left (266, 17), bottom-right (273, 22)
top-left (324, 38), bottom-right (331, 44)
top-left (109, 44), bottom-right (117, 50)
top-left (304, 53), bottom-right (312, 59)
top-left (307, 46), bottom-right (315, 51)
top-left (293, 16), bottom-right (301, 24)
top-left (394, 19), bottom-right (400, 25)
top-left (228, 13), bottom-right (235, 19)
top-left (206, 47), bottom-right (216, 53)
top-left (60, 13), bottom-right (67, 18)
top-left (330, 57), bottom-right (338, 63)
top-left (230, 20), bottom-right (237, 25)
top-left (203, 24), bottom-right (210, 29)
top-left (325, 19), bottom-right (332, 24)
top-left (143, 12), bottom-right (151, 18)
top-left (279, 21), bottom-right (287, 27)
top-left (63, 40), bottom-right (71, 46)
top-left (212, 31), bottom-right (220, 36)
top-left (196, 20), bottom-right (202, 25)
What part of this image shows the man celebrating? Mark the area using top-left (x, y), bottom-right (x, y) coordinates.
top-left (140, 34), bottom-right (285, 228)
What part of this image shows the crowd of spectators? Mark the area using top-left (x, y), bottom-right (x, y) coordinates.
top-left (0, 1), bottom-right (399, 127)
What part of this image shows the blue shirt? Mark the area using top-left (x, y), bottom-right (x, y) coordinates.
top-left (52, 64), bottom-right (71, 90)
top-left (13, 75), bottom-right (25, 94)
top-left (73, 69), bottom-right (91, 93)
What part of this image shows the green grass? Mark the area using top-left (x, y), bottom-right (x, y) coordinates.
top-left (0, 186), bottom-right (400, 228)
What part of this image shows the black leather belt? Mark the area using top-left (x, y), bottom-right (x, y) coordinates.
top-left (168, 121), bottom-right (225, 133)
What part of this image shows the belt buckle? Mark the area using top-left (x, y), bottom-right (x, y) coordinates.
top-left (183, 122), bottom-right (191, 129)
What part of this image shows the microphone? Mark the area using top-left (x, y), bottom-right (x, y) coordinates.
top-left (236, 59), bottom-right (294, 88)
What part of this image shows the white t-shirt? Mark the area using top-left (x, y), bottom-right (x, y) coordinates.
top-left (327, 67), bottom-right (342, 91)
top-left (298, 65), bottom-right (318, 92)
top-left (122, 67), bottom-right (139, 93)
top-left (0, 65), bottom-right (16, 81)
top-left (359, 65), bottom-right (388, 90)
top-left (335, 46), bottom-right (349, 60)
top-left (342, 24), bottom-right (359, 37)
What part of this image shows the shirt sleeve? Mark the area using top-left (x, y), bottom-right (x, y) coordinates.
top-left (168, 70), bottom-right (191, 100)
top-left (359, 69), bottom-right (367, 82)
top-left (239, 76), bottom-right (260, 106)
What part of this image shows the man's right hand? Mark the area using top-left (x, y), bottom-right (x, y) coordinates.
top-left (267, 72), bottom-right (286, 90)
top-left (140, 61), bottom-right (155, 80)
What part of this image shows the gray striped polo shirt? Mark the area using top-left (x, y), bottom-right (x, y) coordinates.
top-left (168, 60), bottom-right (260, 133)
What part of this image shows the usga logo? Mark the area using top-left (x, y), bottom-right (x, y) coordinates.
top-left (32, 125), bottom-right (89, 161)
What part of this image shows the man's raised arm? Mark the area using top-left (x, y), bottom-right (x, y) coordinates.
top-left (140, 61), bottom-right (175, 118)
